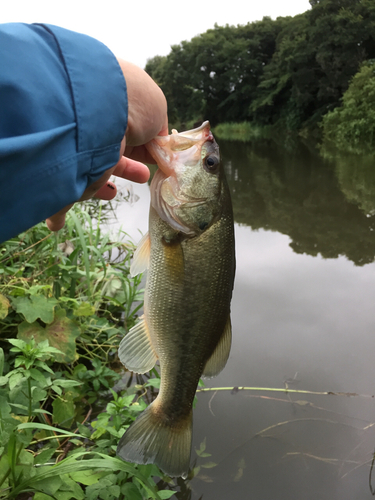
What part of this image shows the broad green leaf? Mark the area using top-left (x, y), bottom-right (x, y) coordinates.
top-left (53, 378), bottom-right (82, 389)
top-left (8, 371), bottom-right (24, 391)
top-left (52, 393), bottom-right (75, 428)
top-left (56, 490), bottom-right (85, 500)
top-left (138, 463), bottom-right (153, 479)
top-left (58, 474), bottom-right (85, 498)
top-left (69, 470), bottom-right (102, 486)
top-left (34, 494), bottom-right (55, 500)
top-left (157, 491), bottom-right (176, 499)
top-left (91, 427), bottom-right (107, 440)
top-left (13, 448), bottom-right (34, 483)
top-left (31, 387), bottom-right (48, 402)
top-left (9, 403), bottom-right (28, 411)
top-left (76, 422), bottom-right (91, 438)
top-left (31, 474), bottom-right (62, 495)
top-left (29, 368), bottom-right (47, 386)
top-left (0, 375), bottom-right (8, 386)
top-left (51, 384), bottom-right (62, 396)
top-left (0, 396), bottom-right (12, 417)
top-left (7, 338), bottom-right (27, 349)
top-left (18, 309), bottom-right (80, 363)
top-left (12, 295), bottom-right (58, 324)
top-left (16, 321), bottom-right (44, 347)
top-left (34, 448), bottom-right (56, 465)
top-left (0, 293), bottom-right (10, 319)
top-left (53, 379), bottom-right (81, 388)
top-left (108, 485), bottom-right (121, 497)
top-left (73, 302), bottom-right (95, 317)
top-left (120, 481), bottom-right (143, 499)
top-left (35, 361), bottom-right (55, 374)
top-left (146, 378), bottom-right (161, 389)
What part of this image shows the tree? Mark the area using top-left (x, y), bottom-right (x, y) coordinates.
top-left (321, 61), bottom-right (375, 153)
top-left (249, 14), bottom-right (316, 129)
top-left (146, 19), bottom-right (285, 126)
top-left (145, 0), bottom-right (375, 131)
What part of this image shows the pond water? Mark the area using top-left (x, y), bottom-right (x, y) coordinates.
top-left (112, 138), bottom-right (375, 500)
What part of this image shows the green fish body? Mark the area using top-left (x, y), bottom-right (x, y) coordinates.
top-left (117, 122), bottom-right (235, 478)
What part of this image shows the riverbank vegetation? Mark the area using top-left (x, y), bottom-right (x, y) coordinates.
top-left (321, 60), bottom-right (375, 154)
top-left (0, 205), bottom-right (180, 499)
top-left (145, 0), bottom-right (375, 150)
top-left (213, 122), bottom-right (271, 142)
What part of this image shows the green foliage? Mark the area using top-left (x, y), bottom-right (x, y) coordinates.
top-left (0, 333), bottom-right (184, 498)
top-left (0, 204), bottom-right (143, 360)
top-left (213, 122), bottom-right (272, 142)
top-left (146, 0), bottom-right (375, 136)
top-left (146, 18), bottom-right (286, 127)
top-left (0, 205), bottom-right (184, 499)
top-left (321, 61), bottom-right (375, 153)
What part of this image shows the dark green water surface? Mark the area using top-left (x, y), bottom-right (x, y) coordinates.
top-left (117, 138), bottom-right (375, 500)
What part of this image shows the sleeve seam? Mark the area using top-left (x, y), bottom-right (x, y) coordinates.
top-left (35, 23), bottom-right (80, 153)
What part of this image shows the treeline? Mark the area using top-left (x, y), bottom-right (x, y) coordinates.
top-left (145, 0), bottom-right (375, 133)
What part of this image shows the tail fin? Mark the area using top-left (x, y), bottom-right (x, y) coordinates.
top-left (117, 401), bottom-right (192, 478)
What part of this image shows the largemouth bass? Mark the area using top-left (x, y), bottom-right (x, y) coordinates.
top-left (117, 121), bottom-right (235, 478)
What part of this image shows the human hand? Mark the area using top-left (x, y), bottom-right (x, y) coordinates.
top-left (46, 59), bottom-right (168, 232)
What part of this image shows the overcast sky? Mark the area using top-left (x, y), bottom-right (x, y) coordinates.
top-left (3, 0), bottom-right (311, 69)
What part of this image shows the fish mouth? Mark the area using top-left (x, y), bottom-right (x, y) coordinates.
top-left (145, 121), bottom-right (213, 176)
top-left (171, 120), bottom-right (213, 142)
top-left (147, 121), bottom-right (217, 236)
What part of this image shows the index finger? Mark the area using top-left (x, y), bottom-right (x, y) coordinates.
top-left (112, 156), bottom-right (150, 183)
top-left (158, 115), bottom-right (169, 137)
top-left (124, 145), bottom-right (156, 165)
top-left (125, 119), bottom-right (169, 163)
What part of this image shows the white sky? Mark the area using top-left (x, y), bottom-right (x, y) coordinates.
top-left (3, 0), bottom-right (311, 69)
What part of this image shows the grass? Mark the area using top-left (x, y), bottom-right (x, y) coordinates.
top-left (212, 122), bottom-right (272, 142)
top-left (0, 203), bottom-right (177, 500)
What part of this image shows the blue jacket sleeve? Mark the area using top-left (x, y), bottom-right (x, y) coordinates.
top-left (0, 23), bottom-right (128, 243)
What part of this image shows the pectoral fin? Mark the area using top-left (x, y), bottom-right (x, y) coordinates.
top-left (130, 233), bottom-right (151, 277)
top-left (202, 315), bottom-right (232, 378)
top-left (118, 315), bottom-right (157, 374)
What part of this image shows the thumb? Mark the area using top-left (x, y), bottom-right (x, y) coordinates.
top-left (46, 204), bottom-right (73, 231)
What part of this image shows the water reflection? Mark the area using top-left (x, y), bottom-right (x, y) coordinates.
top-left (335, 153), bottom-right (375, 216)
top-left (187, 140), bottom-right (375, 500)
top-left (221, 140), bottom-right (375, 266)
top-left (114, 139), bottom-right (375, 499)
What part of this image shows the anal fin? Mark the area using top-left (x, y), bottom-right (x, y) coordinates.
top-left (118, 315), bottom-right (157, 373)
top-left (202, 315), bottom-right (232, 378)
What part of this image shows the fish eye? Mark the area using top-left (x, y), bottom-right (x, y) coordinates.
top-left (204, 155), bottom-right (219, 173)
